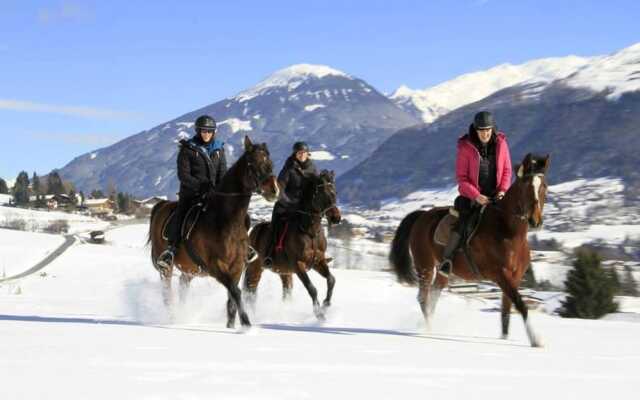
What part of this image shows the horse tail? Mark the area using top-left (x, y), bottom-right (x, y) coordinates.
top-left (146, 200), bottom-right (168, 247)
top-left (389, 210), bottom-right (425, 286)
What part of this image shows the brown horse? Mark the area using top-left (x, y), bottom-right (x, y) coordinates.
top-left (389, 153), bottom-right (549, 347)
top-left (148, 136), bottom-right (279, 329)
top-left (243, 170), bottom-right (342, 320)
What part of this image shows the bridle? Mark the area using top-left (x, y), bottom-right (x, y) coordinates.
top-left (493, 172), bottom-right (545, 223)
top-left (209, 150), bottom-right (271, 198)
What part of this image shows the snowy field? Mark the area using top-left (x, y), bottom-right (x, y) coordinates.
top-left (1, 223), bottom-right (639, 400)
top-left (0, 205), bottom-right (109, 234)
top-left (0, 228), bottom-right (65, 277)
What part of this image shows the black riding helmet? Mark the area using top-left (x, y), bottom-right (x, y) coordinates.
top-left (473, 111), bottom-right (494, 130)
top-left (195, 115), bottom-right (217, 132)
top-left (292, 141), bottom-right (310, 153)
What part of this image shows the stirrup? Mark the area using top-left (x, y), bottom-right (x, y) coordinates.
top-left (437, 259), bottom-right (452, 278)
top-left (263, 256), bottom-right (274, 269)
top-left (247, 246), bottom-right (258, 263)
top-left (157, 248), bottom-right (175, 270)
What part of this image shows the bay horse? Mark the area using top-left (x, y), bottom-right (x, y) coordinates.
top-left (243, 170), bottom-right (342, 320)
top-left (389, 153), bottom-right (549, 347)
top-left (148, 136), bottom-right (279, 329)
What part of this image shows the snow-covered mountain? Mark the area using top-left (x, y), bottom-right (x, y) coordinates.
top-left (58, 64), bottom-right (419, 198)
top-left (340, 43), bottom-right (640, 205)
top-left (390, 55), bottom-right (593, 122)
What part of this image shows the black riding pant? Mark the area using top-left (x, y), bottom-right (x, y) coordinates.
top-left (168, 196), bottom-right (195, 246)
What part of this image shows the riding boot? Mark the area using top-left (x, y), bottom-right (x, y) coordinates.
top-left (157, 206), bottom-right (183, 270)
top-left (437, 231), bottom-right (462, 277)
top-left (157, 243), bottom-right (177, 270)
top-left (263, 221), bottom-right (280, 269)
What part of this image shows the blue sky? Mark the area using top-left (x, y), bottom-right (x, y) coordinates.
top-left (1, 0), bottom-right (638, 180)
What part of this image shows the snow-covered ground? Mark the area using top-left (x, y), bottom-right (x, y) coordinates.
top-left (0, 229), bottom-right (65, 277)
top-left (1, 223), bottom-right (639, 399)
top-left (0, 205), bottom-right (109, 234)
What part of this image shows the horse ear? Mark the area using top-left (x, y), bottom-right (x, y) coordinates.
top-left (516, 163), bottom-right (524, 179)
top-left (244, 136), bottom-right (253, 151)
top-left (330, 170), bottom-right (335, 179)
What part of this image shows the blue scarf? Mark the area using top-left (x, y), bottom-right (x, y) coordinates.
top-left (191, 136), bottom-right (224, 156)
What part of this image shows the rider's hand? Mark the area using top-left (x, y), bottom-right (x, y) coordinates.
top-left (475, 194), bottom-right (490, 206)
top-left (496, 191), bottom-right (505, 201)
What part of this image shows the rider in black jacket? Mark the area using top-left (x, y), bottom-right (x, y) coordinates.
top-left (264, 141), bottom-right (317, 268)
top-left (157, 115), bottom-right (227, 269)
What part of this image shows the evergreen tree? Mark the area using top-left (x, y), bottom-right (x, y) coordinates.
top-left (607, 267), bottom-right (621, 295)
top-left (79, 191), bottom-right (85, 205)
top-left (12, 171), bottom-right (30, 205)
top-left (621, 266), bottom-right (639, 296)
top-left (90, 189), bottom-right (105, 199)
top-left (106, 180), bottom-right (117, 202)
top-left (68, 189), bottom-right (78, 207)
top-left (560, 249), bottom-right (619, 319)
top-left (31, 172), bottom-right (43, 206)
top-left (0, 178), bottom-right (8, 194)
top-left (47, 171), bottom-right (65, 195)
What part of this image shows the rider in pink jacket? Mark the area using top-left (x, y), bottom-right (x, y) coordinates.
top-left (438, 111), bottom-right (513, 277)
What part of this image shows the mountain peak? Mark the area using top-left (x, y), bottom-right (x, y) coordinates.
top-left (234, 64), bottom-right (350, 102)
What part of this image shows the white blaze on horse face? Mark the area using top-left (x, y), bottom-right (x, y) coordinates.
top-left (532, 175), bottom-right (542, 204)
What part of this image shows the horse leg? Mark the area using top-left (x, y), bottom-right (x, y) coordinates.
top-left (313, 260), bottom-right (335, 308)
top-left (158, 264), bottom-right (173, 309)
top-left (496, 274), bottom-right (542, 347)
top-left (501, 293), bottom-right (512, 339)
top-left (226, 291), bottom-right (238, 329)
top-left (280, 274), bottom-right (293, 302)
top-left (295, 262), bottom-right (324, 321)
top-left (242, 259), bottom-right (263, 309)
top-left (179, 273), bottom-right (193, 304)
top-left (218, 269), bottom-right (251, 329)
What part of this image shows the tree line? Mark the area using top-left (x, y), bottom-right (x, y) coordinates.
top-left (0, 172), bottom-right (137, 214)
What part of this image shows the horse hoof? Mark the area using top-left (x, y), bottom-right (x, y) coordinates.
top-left (227, 322), bottom-right (236, 329)
top-left (322, 300), bottom-right (331, 308)
top-left (240, 312), bottom-right (252, 327)
top-left (501, 334), bottom-right (508, 340)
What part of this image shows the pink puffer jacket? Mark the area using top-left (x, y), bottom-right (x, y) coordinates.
top-left (456, 132), bottom-right (512, 201)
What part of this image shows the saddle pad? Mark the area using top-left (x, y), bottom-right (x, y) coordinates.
top-left (434, 212), bottom-right (457, 246)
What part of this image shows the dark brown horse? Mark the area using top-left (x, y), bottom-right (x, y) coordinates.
top-left (243, 170), bottom-right (342, 320)
top-left (389, 153), bottom-right (549, 347)
top-left (148, 137), bottom-right (279, 329)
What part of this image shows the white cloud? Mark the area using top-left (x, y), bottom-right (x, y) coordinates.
top-left (37, 1), bottom-right (93, 24)
top-left (29, 132), bottom-right (124, 146)
top-left (0, 99), bottom-right (140, 120)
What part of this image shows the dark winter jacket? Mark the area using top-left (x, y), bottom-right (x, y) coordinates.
top-left (275, 155), bottom-right (318, 212)
top-left (177, 136), bottom-right (227, 199)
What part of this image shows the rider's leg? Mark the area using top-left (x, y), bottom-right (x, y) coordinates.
top-left (437, 196), bottom-right (470, 277)
top-left (157, 197), bottom-right (191, 269)
top-left (264, 206), bottom-right (284, 268)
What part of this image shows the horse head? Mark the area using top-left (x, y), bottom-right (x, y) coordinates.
top-left (242, 136), bottom-right (279, 202)
top-left (317, 170), bottom-right (341, 225)
top-left (513, 153), bottom-right (550, 229)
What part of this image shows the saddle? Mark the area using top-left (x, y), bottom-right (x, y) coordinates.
top-left (434, 205), bottom-right (485, 246)
top-left (161, 202), bottom-right (204, 242)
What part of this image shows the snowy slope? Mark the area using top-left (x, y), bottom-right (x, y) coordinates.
top-left (390, 55), bottom-right (592, 122)
top-left (563, 42), bottom-right (640, 99)
top-left (0, 223), bottom-right (638, 399)
top-left (235, 64), bottom-right (350, 102)
top-left (391, 42), bottom-right (640, 122)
